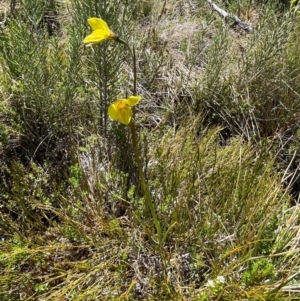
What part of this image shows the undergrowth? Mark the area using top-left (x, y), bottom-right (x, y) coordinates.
top-left (1, 0), bottom-right (300, 300)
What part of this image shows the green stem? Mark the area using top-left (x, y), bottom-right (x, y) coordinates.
top-left (118, 37), bottom-right (162, 243)
top-left (129, 121), bottom-right (161, 243)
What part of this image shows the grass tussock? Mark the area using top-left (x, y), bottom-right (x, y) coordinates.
top-left (1, 0), bottom-right (300, 300)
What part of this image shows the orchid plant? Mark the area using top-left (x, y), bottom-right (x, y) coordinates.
top-left (83, 18), bottom-right (162, 244)
top-left (83, 18), bottom-right (117, 45)
top-left (108, 96), bottom-right (141, 125)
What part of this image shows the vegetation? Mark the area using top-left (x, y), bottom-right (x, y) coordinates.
top-left (1, 0), bottom-right (300, 300)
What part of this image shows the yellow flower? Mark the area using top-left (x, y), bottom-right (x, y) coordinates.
top-left (83, 18), bottom-right (117, 45)
top-left (108, 96), bottom-right (141, 125)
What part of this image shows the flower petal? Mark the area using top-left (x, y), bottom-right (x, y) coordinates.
top-left (108, 103), bottom-right (118, 120)
top-left (125, 96), bottom-right (141, 107)
top-left (87, 18), bottom-right (110, 31)
top-left (83, 29), bottom-right (110, 44)
top-left (108, 102), bottom-right (132, 125)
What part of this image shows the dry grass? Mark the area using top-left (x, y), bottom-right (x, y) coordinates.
top-left (1, 0), bottom-right (300, 300)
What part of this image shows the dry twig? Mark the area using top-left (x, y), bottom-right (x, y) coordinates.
top-left (207, 0), bottom-right (252, 32)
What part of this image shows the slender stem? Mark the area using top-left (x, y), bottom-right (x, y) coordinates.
top-left (132, 45), bottom-right (137, 119)
top-left (132, 45), bottom-right (137, 96)
top-left (129, 121), bottom-right (161, 243)
top-left (117, 37), bottom-right (162, 243)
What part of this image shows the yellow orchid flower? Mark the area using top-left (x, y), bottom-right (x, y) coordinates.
top-left (108, 96), bottom-right (141, 125)
top-left (83, 18), bottom-right (117, 45)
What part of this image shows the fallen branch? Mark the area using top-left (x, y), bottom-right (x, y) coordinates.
top-left (207, 0), bottom-right (252, 32)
